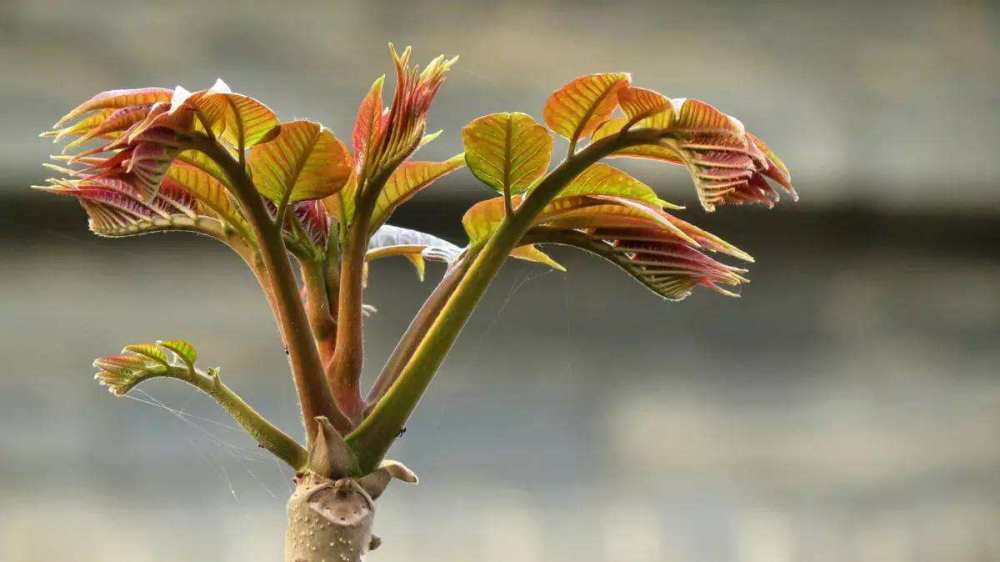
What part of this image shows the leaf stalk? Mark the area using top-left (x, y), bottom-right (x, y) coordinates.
top-left (348, 127), bottom-right (669, 470)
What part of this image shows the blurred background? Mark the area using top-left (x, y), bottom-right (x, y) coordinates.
top-left (1, 1), bottom-right (998, 561)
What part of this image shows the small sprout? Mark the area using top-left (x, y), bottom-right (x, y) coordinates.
top-left (40, 43), bottom-right (795, 562)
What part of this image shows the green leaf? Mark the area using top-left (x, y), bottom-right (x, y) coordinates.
top-left (248, 120), bottom-right (352, 203)
top-left (157, 339), bottom-right (198, 371)
top-left (462, 112), bottom-right (551, 195)
top-left (123, 343), bottom-right (170, 367)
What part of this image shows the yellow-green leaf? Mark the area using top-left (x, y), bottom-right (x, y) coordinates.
top-left (591, 114), bottom-right (682, 164)
top-left (175, 149), bottom-right (233, 189)
top-left (370, 155), bottom-right (465, 232)
top-left (542, 73), bottom-right (630, 147)
top-left (324, 173), bottom-right (358, 226)
top-left (157, 339), bottom-right (197, 370)
top-left (511, 245), bottom-right (565, 271)
top-left (462, 112), bottom-right (551, 195)
top-left (123, 343), bottom-right (170, 367)
top-left (462, 196), bottom-right (509, 246)
top-left (557, 163), bottom-right (678, 208)
top-left (248, 120), bottom-right (352, 203)
top-left (461, 198), bottom-right (564, 270)
top-left (165, 161), bottom-right (250, 240)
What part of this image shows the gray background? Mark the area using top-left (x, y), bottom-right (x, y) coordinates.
top-left (1, 1), bottom-right (998, 561)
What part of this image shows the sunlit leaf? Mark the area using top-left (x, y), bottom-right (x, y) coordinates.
top-left (323, 173), bottom-right (358, 226)
top-left (175, 149), bottom-right (233, 190)
top-left (462, 180), bottom-right (752, 298)
top-left (618, 86), bottom-right (672, 127)
top-left (510, 244), bottom-right (565, 271)
top-left (671, 98), bottom-right (745, 136)
top-left (592, 115), bottom-right (683, 164)
top-left (34, 158), bottom-right (255, 250)
top-left (191, 80), bottom-right (281, 148)
top-left (53, 87), bottom-right (172, 128)
top-left (591, 99), bottom-right (795, 212)
top-left (526, 228), bottom-right (748, 301)
top-left (248, 120), bottom-right (352, 203)
top-left (557, 163), bottom-right (675, 207)
top-left (462, 112), bottom-right (551, 195)
top-left (352, 75), bottom-right (386, 171)
top-left (542, 73), bottom-right (630, 147)
top-left (165, 161), bottom-right (250, 239)
top-left (63, 105), bottom-right (154, 151)
top-left (461, 195), bottom-right (509, 246)
top-left (370, 155), bottom-right (465, 232)
top-left (43, 109), bottom-right (116, 142)
top-left (538, 195), bottom-right (697, 245)
top-left (357, 46), bottom-right (457, 181)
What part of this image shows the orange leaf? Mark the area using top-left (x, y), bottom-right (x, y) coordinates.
top-left (53, 87), bottom-right (172, 127)
top-left (352, 75), bottom-right (386, 169)
top-left (370, 155), bottom-right (465, 232)
top-left (191, 80), bottom-right (280, 148)
top-left (619, 86), bottom-right (671, 127)
top-left (248, 120), bottom-right (352, 203)
top-left (543, 73), bottom-right (630, 148)
top-left (671, 98), bottom-right (744, 137)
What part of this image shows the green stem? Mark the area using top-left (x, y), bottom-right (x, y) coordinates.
top-left (365, 254), bottom-right (472, 408)
top-left (347, 128), bottom-right (668, 470)
top-left (190, 135), bottom-right (350, 440)
top-left (141, 365), bottom-right (308, 470)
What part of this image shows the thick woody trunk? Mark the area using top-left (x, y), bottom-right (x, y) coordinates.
top-left (285, 473), bottom-right (381, 562)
